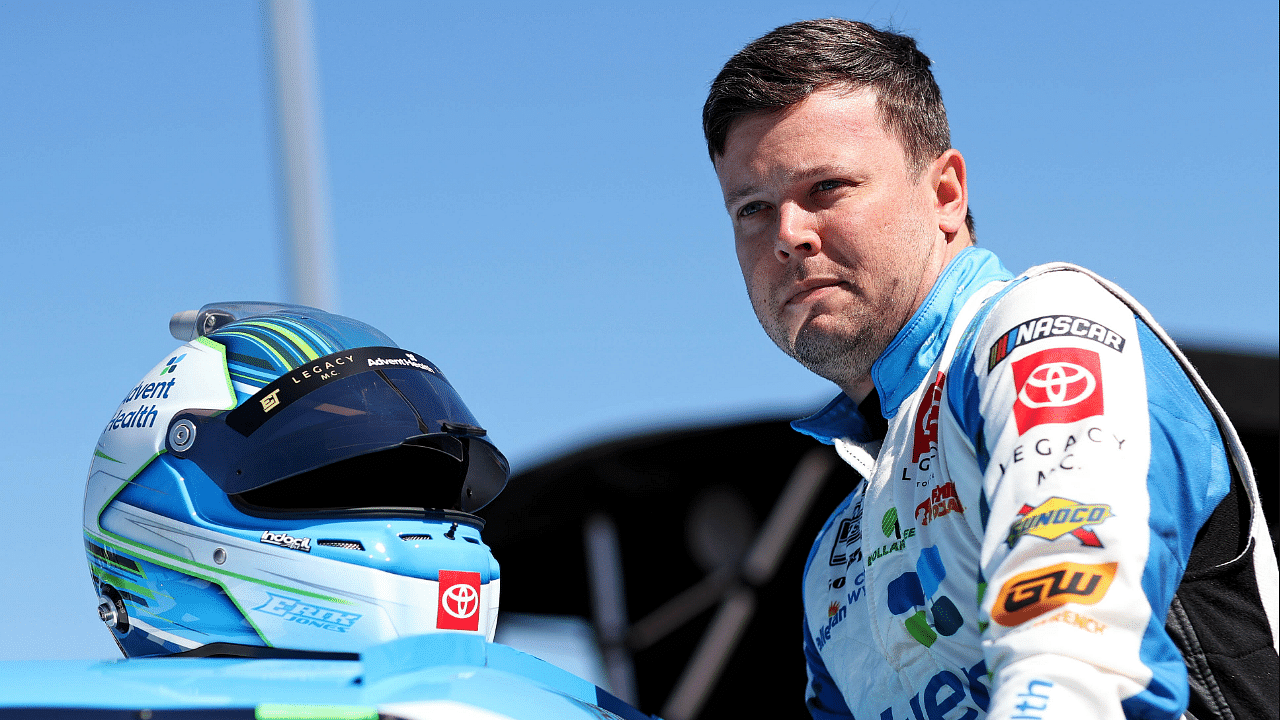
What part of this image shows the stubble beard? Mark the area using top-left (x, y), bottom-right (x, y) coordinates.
top-left (753, 281), bottom-right (905, 393)
top-left (746, 202), bottom-right (940, 395)
top-left (791, 311), bottom-right (892, 390)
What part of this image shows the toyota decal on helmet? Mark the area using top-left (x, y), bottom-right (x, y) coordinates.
top-left (83, 302), bottom-right (509, 658)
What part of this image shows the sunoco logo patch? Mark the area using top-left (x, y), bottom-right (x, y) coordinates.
top-left (1006, 497), bottom-right (1112, 548)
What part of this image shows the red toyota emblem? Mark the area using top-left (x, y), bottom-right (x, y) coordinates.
top-left (1011, 348), bottom-right (1104, 434)
top-left (436, 570), bottom-right (482, 631)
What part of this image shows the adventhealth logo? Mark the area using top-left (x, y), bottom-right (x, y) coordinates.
top-left (159, 353), bottom-right (187, 375)
top-left (886, 545), bottom-right (964, 647)
top-left (121, 378), bottom-right (177, 404)
top-left (107, 373), bottom-right (179, 433)
top-left (367, 353), bottom-right (435, 373)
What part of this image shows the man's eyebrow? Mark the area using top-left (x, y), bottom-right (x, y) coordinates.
top-left (722, 165), bottom-right (853, 210)
top-left (796, 164), bottom-right (851, 182)
top-left (723, 185), bottom-right (761, 210)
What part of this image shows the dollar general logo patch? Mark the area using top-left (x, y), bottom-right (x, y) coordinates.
top-left (1006, 497), bottom-right (1112, 549)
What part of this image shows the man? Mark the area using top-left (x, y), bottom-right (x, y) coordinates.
top-left (703, 19), bottom-right (1278, 720)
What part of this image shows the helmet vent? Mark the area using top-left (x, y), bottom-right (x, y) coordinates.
top-left (399, 534), bottom-right (433, 541)
top-left (316, 539), bottom-right (364, 550)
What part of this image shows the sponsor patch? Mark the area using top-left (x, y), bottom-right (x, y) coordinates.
top-left (104, 403), bottom-right (161, 432)
top-left (876, 661), bottom-right (990, 720)
top-left (107, 374), bottom-right (179, 432)
top-left (915, 480), bottom-right (964, 527)
top-left (1006, 497), bottom-right (1113, 548)
top-left (866, 507), bottom-right (914, 568)
top-left (160, 353), bottom-right (187, 375)
top-left (436, 569), bottom-right (482, 631)
top-left (259, 388), bottom-right (282, 412)
top-left (881, 508), bottom-right (900, 538)
top-left (813, 601), bottom-right (848, 651)
top-left (911, 372), bottom-right (946, 463)
top-left (828, 497), bottom-right (864, 567)
top-left (886, 545), bottom-right (963, 647)
top-left (989, 315), bottom-right (1125, 370)
top-left (225, 346), bottom-right (441, 436)
top-left (992, 561), bottom-right (1117, 626)
top-left (121, 378), bottom-right (178, 404)
top-left (1012, 348), bottom-right (1105, 434)
top-left (828, 570), bottom-right (867, 604)
top-left (366, 353), bottom-right (436, 373)
top-left (254, 593), bottom-right (360, 632)
top-left (260, 530), bottom-right (312, 553)
top-left (1033, 609), bottom-right (1108, 635)
top-left (1012, 680), bottom-right (1055, 717)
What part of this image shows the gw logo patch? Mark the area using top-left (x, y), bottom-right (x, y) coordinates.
top-left (989, 315), bottom-right (1125, 370)
top-left (253, 593), bottom-right (360, 632)
top-left (1006, 497), bottom-right (1113, 548)
top-left (992, 561), bottom-right (1116, 626)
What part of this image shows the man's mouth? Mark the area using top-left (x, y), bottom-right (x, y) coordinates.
top-left (786, 279), bottom-right (845, 306)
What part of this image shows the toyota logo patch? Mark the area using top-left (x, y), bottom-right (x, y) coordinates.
top-left (436, 570), bottom-right (482, 631)
top-left (1011, 347), bottom-right (1105, 434)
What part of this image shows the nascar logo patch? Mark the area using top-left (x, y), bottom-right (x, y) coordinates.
top-left (989, 314), bottom-right (1125, 370)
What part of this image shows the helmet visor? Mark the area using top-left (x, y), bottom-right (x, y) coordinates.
top-left (168, 347), bottom-right (509, 512)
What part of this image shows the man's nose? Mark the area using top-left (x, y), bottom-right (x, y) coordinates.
top-left (775, 203), bottom-right (820, 262)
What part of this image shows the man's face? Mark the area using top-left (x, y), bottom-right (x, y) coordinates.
top-left (715, 87), bottom-right (951, 396)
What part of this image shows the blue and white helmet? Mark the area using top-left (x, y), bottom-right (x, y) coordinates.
top-left (84, 302), bottom-right (509, 658)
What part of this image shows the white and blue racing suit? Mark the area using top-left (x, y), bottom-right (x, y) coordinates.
top-left (795, 248), bottom-right (1278, 720)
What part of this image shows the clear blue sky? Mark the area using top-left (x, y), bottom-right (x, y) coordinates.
top-left (1, 1), bottom-right (1275, 660)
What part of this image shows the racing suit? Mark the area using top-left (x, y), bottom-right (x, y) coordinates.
top-left (795, 248), bottom-right (1279, 720)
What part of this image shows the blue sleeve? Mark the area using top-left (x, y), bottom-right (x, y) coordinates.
top-left (803, 611), bottom-right (855, 720)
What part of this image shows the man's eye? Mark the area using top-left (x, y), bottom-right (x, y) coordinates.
top-left (737, 201), bottom-right (768, 218)
top-left (813, 179), bottom-right (845, 193)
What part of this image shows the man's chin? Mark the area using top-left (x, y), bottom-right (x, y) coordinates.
top-left (789, 325), bottom-right (881, 388)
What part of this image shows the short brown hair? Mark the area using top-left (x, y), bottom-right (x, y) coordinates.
top-left (704, 18), bottom-right (950, 171)
top-left (704, 19), bottom-right (974, 236)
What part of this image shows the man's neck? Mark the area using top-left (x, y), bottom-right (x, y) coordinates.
top-left (844, 377), bottom-right (875, 405)
top-left (838, 236), bottom-right (975, 404)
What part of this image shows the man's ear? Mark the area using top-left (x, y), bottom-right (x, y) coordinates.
top-left (931, 149), bottom-right (968, 237)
